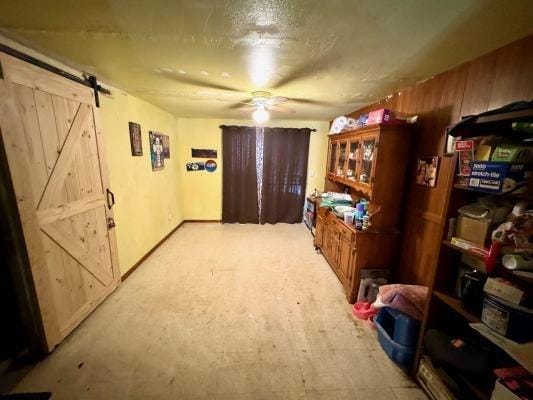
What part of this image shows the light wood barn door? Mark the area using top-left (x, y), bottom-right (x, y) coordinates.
top-left (0, 53), bottom-right (120, 351)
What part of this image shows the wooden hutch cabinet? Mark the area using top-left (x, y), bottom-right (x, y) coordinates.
top-left (315, 123), bottom-right (411, 303)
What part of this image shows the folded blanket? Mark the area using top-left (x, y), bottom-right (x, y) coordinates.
top-left (372, 284), bottom-right (429, 320)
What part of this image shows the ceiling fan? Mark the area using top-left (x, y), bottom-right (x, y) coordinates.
top-left (217, 91), bottom-right (295, 123)
top-left (159, 56), bottom-right (335, 122)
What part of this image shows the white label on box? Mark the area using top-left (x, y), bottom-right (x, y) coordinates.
top-left (482, 300), bottom-right (509, 336)
top-left (484, 278), bottom-right (524, 305)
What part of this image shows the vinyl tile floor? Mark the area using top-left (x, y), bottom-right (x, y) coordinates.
top-left (13, 223), bottom-right (427, 400)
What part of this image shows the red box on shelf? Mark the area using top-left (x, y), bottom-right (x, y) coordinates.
top-left (367, 109), bottom-right (392, 125)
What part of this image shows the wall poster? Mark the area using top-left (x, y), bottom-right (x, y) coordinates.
top-left (149, 131), bottom-right (165, 171)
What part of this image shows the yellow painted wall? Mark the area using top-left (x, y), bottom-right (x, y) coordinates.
top-left (101, 91), bottom-right (183, 275)
top-left (177, 118), bottom-right (329, 220)
top-left (0, 34), bottom-right (185, 276)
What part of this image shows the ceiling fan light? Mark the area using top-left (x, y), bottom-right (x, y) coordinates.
top-left (252, 107), bottom-right (270, 124)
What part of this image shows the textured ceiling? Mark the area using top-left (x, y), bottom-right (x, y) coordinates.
top-left (1, 0), bottom-right (532, 120)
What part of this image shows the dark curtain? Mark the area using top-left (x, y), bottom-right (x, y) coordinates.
top-left (261, 127), bottom-right (311, 224)
top-left (222, 126), bottom-right (259, 223)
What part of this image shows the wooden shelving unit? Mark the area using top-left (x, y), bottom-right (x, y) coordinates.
top-left (433, 290), bottom-right (481, 323)
top-left (442, 240), bottom-right (487, 259)
top-left (453, 184), bottom-right (533, 201)
top-left (413, 107), bottom-right (533, 399)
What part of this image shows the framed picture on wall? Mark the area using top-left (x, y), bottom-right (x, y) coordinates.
top-left (416, 156), bottom-right (439, 187)
top-left (161, 134), bottom-right (170, 159)
top-left (149, 131), bottom-right (164, 171)
top-left (128, 122), bottom-right (143, 156)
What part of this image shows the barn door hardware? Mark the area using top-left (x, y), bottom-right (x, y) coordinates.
top-left (106, 188), bottom-right (115, 209)
top-left (0, 43), bottom-right (111, 107)
top-left (107, 217), bottom-right (116, 229)
top-left (85, 74), bottom-right (111, 107)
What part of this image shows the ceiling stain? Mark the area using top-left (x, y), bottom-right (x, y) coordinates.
top-left (0, 0), bottom-right (532, 120)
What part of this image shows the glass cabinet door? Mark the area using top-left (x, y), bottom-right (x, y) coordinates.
top-left (328, 142), bottom-right (338, 175)
top-left (358, 135), bottom-right (377, 186)
top-left (337, 141), bottom-right (347, 177)
top-left (346, 140), bottom-right (359, 181)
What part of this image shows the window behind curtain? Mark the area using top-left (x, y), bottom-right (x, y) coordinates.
top-left (221, 126), bottom-right (259, 224)
top-left (260, 127), bottom-right (311, 224)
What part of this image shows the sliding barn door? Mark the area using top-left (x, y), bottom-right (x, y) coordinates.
top-left (0, 53), bottom-right (120, 351)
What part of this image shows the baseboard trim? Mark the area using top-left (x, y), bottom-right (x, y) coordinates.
top-left (183, 219), bottom-right (222, 223)
top-left (121, 220), bottom-right (185, 282)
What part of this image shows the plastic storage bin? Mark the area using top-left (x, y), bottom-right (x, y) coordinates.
top-left (374, 307), bottom-right (420, 368)
top-left (375, 307), bottom-right (420, 347)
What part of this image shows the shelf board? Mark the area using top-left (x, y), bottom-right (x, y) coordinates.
top-left (442, 240), bottom-right (487, 260)
top-left (473, 108), bottom-right (533, 125)
top-left (453, 184), bottom-right (533, 201)
top-left (433, 290), bottom-right (481, 323)
top-left (448, 108), bottom-right (533, 138)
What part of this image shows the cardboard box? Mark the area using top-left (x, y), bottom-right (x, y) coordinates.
top-left (484, 277), bottom-right (525, 305)
top-left (366, 109), bottom-right (391, 125)
top-left (468, 162), bottom-right (532, 194)
top-left (491, 145), bottom-right (533, 163)
top-left (456, 215), bottom-right (491, 246)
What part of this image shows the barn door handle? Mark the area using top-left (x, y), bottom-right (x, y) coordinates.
top-left (107, 217), bottom-right (116, 229)
top-left (106, 188), bottom-right (115, 209)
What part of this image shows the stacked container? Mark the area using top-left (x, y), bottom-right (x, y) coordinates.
top-left (374, 307), bottom-right (420, 369)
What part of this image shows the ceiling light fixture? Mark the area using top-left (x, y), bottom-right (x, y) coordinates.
top-left (252, 105), bottom-right (270, 124)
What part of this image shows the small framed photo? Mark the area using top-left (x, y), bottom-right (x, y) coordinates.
top-left (129, 122), bottom-right (143, 156)
top-left (416, 156), bottom-right (439, 187)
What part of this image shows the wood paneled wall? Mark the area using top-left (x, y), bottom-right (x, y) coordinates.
top-left (346, 35), bottom-right (533, 286)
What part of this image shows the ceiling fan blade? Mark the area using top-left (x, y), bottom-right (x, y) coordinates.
top-left (289, 97), bottom-right (332, 106)
top-left (162, 71), bottom-right (242, 92)
top-left (238, 107), bottom-right (252, 113)
top-left (216, 98), bottom-right (253, 104)
top-left (227, 101), bottom-right (255, 110)
top-left (268, 104), bottom-right (295, 114)
top-left (271, 54), bottom-right (333, 89)
top-left (267, 96), bottom-right (289, 106)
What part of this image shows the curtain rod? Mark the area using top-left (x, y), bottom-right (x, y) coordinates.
top-left (219, 125), bottom-right (317, 132)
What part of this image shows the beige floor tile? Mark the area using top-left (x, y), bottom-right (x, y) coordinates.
top-left (12, 223), bottom-right (419, 399)
top-left (353, 388), bottom-right (397, 400)
top-left (305, 389), bottom-right (357, 400)
top-left (392, 387), bottom-right (429, 399)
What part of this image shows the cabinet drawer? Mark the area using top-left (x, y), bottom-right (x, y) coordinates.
top-left (339, 225), bottom-right (354, 241)
top-left (331, 218), bottom-right (354, 241)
